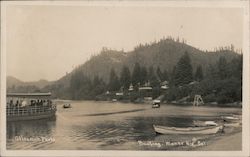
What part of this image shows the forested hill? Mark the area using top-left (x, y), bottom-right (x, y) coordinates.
top-left (55, 38), bottom-right (238, 84)
top-left (41, 38), bottom-right (240, 100)
top-left (123, 39), bottom-right (238, 77)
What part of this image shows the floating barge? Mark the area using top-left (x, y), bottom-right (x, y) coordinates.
top-left (7, 92), bottom-right (57, 121)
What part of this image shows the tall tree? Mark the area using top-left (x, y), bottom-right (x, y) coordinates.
top-left (93, 75), bottom-right (101, 87)
top-left (169, 66), bottom-right (176, 86)
top-left (194, 65), bottom-right (204, 81)
top-left (131, 62), bottom-right (141, 86)
top-left (156, 66), bottom-right (163, 81)
top-left (226, 55), bottom-right (242, 80)
top-left (174, 51), bottom-right (193, 86)
top-left (207, 64), bottom-right (219, 79)
top-left (140, 66), bottom-right (148, 85)
top-left (108, 68), bottom-right (120, 91)
top-left (218, 56), bottom-right (228, 80)
top-left (162, 70), bottom-right (169, 81)
top-left (120, 65), bottom-right (131, 90)
top-left (148, 66), bottom-right (159, 87)
top-left (91, 75), bottom-right (106, 96)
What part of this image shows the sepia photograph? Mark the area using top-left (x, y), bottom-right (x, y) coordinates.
top-left (1, 0), bottom-right (249, 156)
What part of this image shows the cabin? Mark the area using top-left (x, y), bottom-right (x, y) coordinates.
top-left (139, 86), bottom-right (153, 101)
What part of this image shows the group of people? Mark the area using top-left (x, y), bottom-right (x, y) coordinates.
top-left (7, 99), bottom-right (52, 108)
top-left (30, 99), bottom-right (52, 106)
top-left (7, 100), bottom-right (17, 107)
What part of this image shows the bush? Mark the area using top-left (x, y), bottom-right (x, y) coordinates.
top-left (129, 91), bottom-right (140, 102)
top-left (203, 93), bottom-right (216, 102)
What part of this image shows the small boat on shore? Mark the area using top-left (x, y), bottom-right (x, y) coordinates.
top-left (112, 99), bottom-right (117, 102)
top-left (153, 125), bottom-right (223, 135)
top-left (63, 104), bottom-right (71, 108)
top-left (221, 115), bottom-right (241, 122)
top-left (152, 100), bottom-right (161, 108)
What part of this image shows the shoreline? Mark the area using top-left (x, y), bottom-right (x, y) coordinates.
top-left (195, 131), bottom-right (242, 151)
top-left (54, 99), bottom-right (242, 108)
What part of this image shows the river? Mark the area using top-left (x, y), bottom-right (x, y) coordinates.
top-left (7, 100), bottom-right (242, 150)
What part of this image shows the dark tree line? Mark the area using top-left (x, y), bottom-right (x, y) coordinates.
top-left (69, 69), bottom-right (106, 100)
top-left (109, 63), bottom-right (167, 92)
top-left (165, 52), bottom-right (242, 104)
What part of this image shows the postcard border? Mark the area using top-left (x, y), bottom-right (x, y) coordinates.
top-left (1, 1), bottom-right (249, 157)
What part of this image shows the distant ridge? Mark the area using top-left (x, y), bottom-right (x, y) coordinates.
top-left (7, 76), bottom-right (52, 89)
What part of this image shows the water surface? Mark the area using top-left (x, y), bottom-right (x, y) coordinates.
top-left (7, 101), bottom-right (241, 150)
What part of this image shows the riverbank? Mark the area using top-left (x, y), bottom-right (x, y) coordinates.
top-left (55, 98), bottom-right (242, 109)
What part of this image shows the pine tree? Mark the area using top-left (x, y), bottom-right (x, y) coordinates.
top-left (91, 75), bottom-right (106, 96)
top-left (93, 75), bottom-right (101, 87)
top-left (156, 66), bottom-right (163, 81)
top-left (169, 66), bottom-right (176, 86)
top-left (218, 56), bottom-right (228, 80)
top-left (140, 66), bottom-right (148, 85)
top-left (194, 65), bottom-right (204, 81)
top-left (108, 68), bottom-right (120, 91)
top-left (148, 66), bottom-right (159, 87)
top-left (162, 70), bottom-right (169, 81)
top-left (174, 51), bottom-right (193, 86)
top-left (131, 62), bottom-right (141, 86)
top-left (120, 65), bottom-right (131, 90)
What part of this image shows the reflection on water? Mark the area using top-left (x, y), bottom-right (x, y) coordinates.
top-left (7, 101), bottom-right (241, 150)
top-left (7, 117), bottom-right (56, 139)
top-left (79, 108), bottom-right (146, 116)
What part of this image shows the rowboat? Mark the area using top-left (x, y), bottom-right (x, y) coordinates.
top-left (153, 125), bottom-right (223, 135)
top-left (221, 116), bottom-right (241, 122)
top-left (63, 104), bottom-right (71, 108)
top-left (152, 100), bottom-right (160, 108)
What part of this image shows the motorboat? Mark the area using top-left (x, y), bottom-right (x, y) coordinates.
top-left (63, 104), bottom-right (71, 108)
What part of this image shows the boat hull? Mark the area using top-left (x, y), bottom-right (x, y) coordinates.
top-left (152, 104), bottom-right (160, 108)
top-left (153, 125), bottom-right (223, 135)
top-left (222, 116), bottom-right (240, 122)
top-left (7, 111), bottom-right (56, 122)
top-left (63, 105), bottom-right (71, 108)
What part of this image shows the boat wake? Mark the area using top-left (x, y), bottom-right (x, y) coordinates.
top-left (56, 112), bottom-right (72, 123)
top-left (78, 109), bottom-right (146, 117)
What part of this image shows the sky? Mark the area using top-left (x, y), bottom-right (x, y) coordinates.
top-left (5, 4), bottom-right (244, 82)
